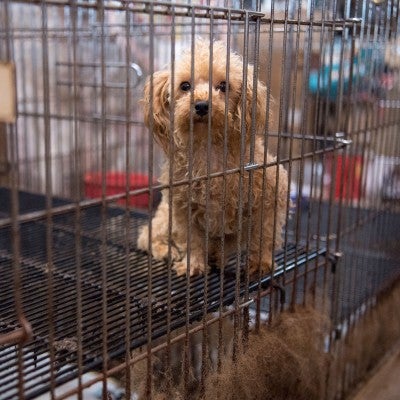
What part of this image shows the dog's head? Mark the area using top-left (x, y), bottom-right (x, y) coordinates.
top-left (142, 40), bottom-right (268, 153)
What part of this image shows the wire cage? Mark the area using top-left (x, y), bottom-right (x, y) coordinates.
top-left (0, 0), bottom-right (399, 399)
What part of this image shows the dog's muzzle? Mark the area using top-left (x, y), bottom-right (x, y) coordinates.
top-left (194, 101), bottom-right (209, 117)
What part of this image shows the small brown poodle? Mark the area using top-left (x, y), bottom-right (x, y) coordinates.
top-left (137, 40), bottom-right (288, 276)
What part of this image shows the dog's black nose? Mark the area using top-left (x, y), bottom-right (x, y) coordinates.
top-left (194, 101), bottom-right (209, 117)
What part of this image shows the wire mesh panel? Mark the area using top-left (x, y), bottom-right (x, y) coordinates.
top-left (0, 1), bottom-right (399, 399)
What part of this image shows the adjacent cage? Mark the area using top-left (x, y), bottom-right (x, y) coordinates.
top-left (0, 1), bottom-right (399, 399)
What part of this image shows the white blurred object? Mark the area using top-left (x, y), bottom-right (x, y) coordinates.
top-left (364, 155), bottom-right (400, 201)
top-left (385, 37), bottom-right (400, 69)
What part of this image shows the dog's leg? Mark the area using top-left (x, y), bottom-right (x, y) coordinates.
top-left (137, 192), bottom-right (183, 261)
top-left (248, 217), bottom-right (274, 276)
top-left (247, 163), bottom-right (288, 277)
top-left (173, 249), bottom-right (208, 276)
top-left (173, 227), bottom-right (208, 276)
top-left (208, 235), bottom-right (237, 269)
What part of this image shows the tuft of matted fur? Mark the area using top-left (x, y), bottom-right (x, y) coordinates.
top-left (137, 39), bottom-right (288, 276)
top-left (203, 307), bottom-right (329, 400)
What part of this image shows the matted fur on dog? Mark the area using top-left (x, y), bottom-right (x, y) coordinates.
top-left (137, 40), bottom-right (288, 276)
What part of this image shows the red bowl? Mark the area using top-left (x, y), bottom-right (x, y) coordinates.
top-left (84, 172), bottom-right (156, 208)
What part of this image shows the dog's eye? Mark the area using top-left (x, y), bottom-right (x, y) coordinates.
top-left (180, 81), bottom-right (191, 91)
top-left (217, 81), bottom-right (227, 93)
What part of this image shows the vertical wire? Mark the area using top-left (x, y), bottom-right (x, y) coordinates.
top-left (298, 3), bottom-right (318, 306)
top-left (343, 16), bottom-right (359, 221)
top-left (345, 1), bottom-right (368, 384)
top-left (165, 5), bottom-right (176, 395)
top-left (243, 11), bottom-right (261, 347)
top-left (278, 0), bottom-right (293, 310)
top-left (146, 4), bottom-right (155, 398)
top-left (295, 0), bottom-right (315, 308)
top-left (369, 1), bottom-right (381, 215)
top-left (386, 0), bottom-right (400, 274)
top-left (352, 0), bottom-right (376, 391)
top-left (29, 8), bottom-right (41, 194)
top-left (302, 0), bottom-right (319, 308)
top-left (342, 1), bottom-right (368, 390)
top-left (288, 0), bottom-right (307, 310)
top-left (66, 8), bottom-right (74, 199)
top-left (70, 1), bottom-right (84, 398)
top-left (343, 0), bottom-right (363, 391)
top-left (313, 0), bottom-right (337, 396)
top-left (384, 0), bottom-right (397, 229)
top-left (232, 10), bottom-right (250, 363)
top-left (321, 2), bottom-right (341, 369)
top-left (200, 12), bottom-right (214, 394)
top-left (334, 6), bottom-right (352, 262)
top-left (123, 2), bottom-right (132, 399)
top-left (324, 1), bottom-right (347, 396)
top-left (357, 0), bottom-right (374, 213)
top-left (92, 12), bottom-right (98, 174)
top-left (269, 0), bottom-right (290, 312)
top-left (183, 7), bottom-right (196, 397)
top-left (312, 0), bottom-right (330, 318)
top-left (53, 17), bottom-right (63, 197)
top-left (369, 4), bottom-right (393, 343)
top-left (338, 4), bottom-right (356, 393)
top-left (371, 2), bottom-right (386, 215)
top-left (329, 15), bottom-right (349, 391)
top-left (257, 0), bottom-right (275, 330)
top-left (361, 4), bottom-right (381, 347)
top-left (368, 2), bottom-right (386, 351)
top-left (98, 0), bottom-right (109, 397)
top-left (276, 0), bottom-right (291, 313)
top-left (93, 9), bottom-right (100, 175)
top-left (374, 1), bottom-right (392, 219)
top-left (379, 6), bottom-right (394, 316)
top-left (267, 0), bottom-right (277, 324)
top-left (217, 9), bottom-right (231, 374)
top-left (17, 14), bottom-right (29, 192)
top-left (40, 1), bottom-right (57, 398)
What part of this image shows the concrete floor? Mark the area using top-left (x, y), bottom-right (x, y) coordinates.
top-left (352, 345), bottom-right (400, 400)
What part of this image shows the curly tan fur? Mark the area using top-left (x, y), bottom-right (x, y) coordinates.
top-left (137, 40), bottom-right (288, 276)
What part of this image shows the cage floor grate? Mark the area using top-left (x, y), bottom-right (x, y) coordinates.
top-left (0, 189), bottom-right (326, 399)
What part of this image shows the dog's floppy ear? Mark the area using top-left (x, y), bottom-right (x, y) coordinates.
top-left (142, 70), bottom-right (170, 153)
top-left (236, 66), bottom-right (269, 140)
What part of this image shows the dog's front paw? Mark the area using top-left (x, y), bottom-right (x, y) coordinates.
top-left (152, 242), bottom-right (183, 261)
top-left (248, 259), bottom-right (273, 278)
top-left (137, 225), bottom-right (183, 261)
top-left (173, 255), bottom-right (208, 277)
top-left (137, 225), bottom-right (149, 252)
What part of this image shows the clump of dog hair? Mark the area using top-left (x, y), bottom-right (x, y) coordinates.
top-left (203, 306), bottom-right (329, 400)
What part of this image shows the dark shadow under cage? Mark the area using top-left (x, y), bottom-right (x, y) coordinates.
top-left (0, 1), bottom-right (400, 399)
